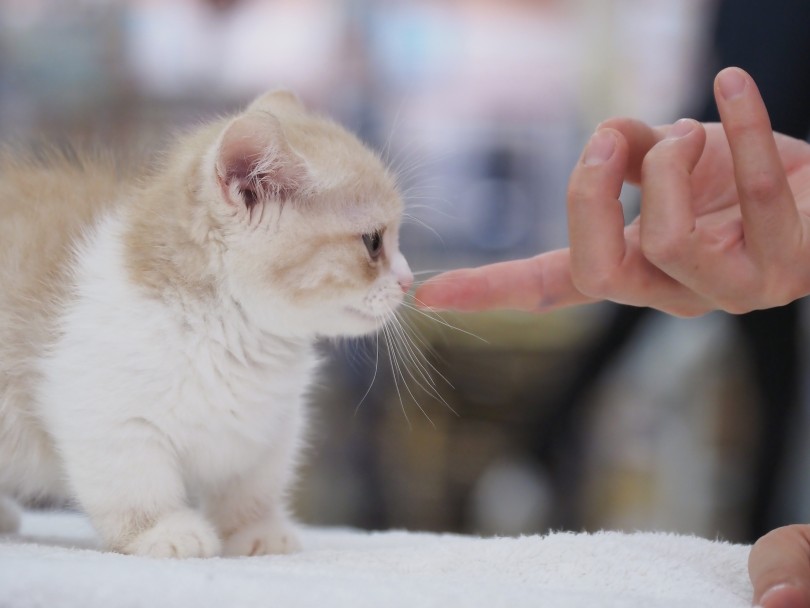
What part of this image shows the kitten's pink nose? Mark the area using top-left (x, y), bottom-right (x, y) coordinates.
top-left (391, 252), bottom-right (413, 294)
top-left (399, 274), bottom-right (414, 294)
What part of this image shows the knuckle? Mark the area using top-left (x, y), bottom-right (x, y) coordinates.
top-left (677, 308), bottom-right (707, 319)
top-left (718, 299), bottom-right (753, 315)
top-left (715, 287), bottom-right (758, 314)
top-left (571, 266), bottom-right (616, 299)
top-left (739, 171), bottom-right (782, 203)
top-left (639, 154), bottom-right (656, 182)
top-left (761, 272), bottom-right (799, 308)
top-left (669, 307), bottom-right (704, 319)
top-left (712, 271), bottom-right (773, 314)
top-left (640, 233), bottom-right (685, 266)
top-left (566, 179), bottom-right (596, 208)
top-left (640, 144), bottom-right (673, 178)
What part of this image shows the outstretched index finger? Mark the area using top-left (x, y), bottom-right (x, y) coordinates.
top-left (413, 249), bottom-right (594, 312)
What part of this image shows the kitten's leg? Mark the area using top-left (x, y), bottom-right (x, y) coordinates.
top-left (0, 495), bottom-right (21, 534)
top-left (121, 509), bottom-right (220, 558)
top-left (62, 432), bottom-right (221, 558)
top-left (206, 434), bottom-right (301, 557)
top-left (207, 465), bottom-right (301, 557)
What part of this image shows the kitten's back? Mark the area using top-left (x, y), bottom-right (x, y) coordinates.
top-left (0, 150), bottom-right (127, 498)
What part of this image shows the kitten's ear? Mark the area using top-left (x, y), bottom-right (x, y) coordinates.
top-left (215, 112), bottom-right (307, 209)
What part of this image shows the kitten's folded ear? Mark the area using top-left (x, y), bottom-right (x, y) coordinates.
top-left (215, 112), bottom-right (308, 209)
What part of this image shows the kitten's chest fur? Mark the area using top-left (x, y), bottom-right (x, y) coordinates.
top-left (165, 309), bottom-right (316, 482)
top-left (39, 213), bottom-right (317, 486)
top-left (156, 310), bottom-right (314, 481)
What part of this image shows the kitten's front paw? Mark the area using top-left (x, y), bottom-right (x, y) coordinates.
top-left (223, 517), bottom-right (301, 557)
top-left (123, 509), bottom-right (221, 558)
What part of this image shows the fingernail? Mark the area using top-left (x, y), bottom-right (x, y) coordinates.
top-left (718, 68), bottom-right (747, 100)
top-left (667, 118), bottom-right (696, 139)
top-left (583, 130), bottom-right (616, 166)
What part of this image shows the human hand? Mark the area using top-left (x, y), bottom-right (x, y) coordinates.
top-left (414, 68), bottom-right (810, 316)
top-left (749, 524), bottom-right (810, 608)
top-left (413, 67), bottom-right (810, 608)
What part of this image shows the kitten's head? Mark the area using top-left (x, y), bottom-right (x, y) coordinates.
top-left (202, 91), bottom-right (412, 339)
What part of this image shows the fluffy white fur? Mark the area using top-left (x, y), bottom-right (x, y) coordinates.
top-left (0, 91), bottom-right (412, 557)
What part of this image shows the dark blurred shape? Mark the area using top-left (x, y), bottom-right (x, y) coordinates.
top-left (205, 0), bottom-right (244, 12)
top-left (706, 0), bottom-right (810, 137)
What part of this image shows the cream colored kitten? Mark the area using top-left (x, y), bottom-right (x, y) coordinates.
top-left (0, 91), bottom-right (412, 557)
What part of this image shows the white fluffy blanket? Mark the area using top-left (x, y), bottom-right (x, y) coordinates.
top-left (1, 510), bottom-right (753, 608)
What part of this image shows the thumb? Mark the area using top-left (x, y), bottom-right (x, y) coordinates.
top-left (749, 525), bottom-right (810, 607)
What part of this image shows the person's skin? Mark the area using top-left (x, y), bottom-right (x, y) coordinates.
top-left (414, 67), bottom-right (810, 608)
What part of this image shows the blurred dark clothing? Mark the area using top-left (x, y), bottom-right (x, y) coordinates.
top-left (700, 0), bottom-right (810, 137)
top-left (698, 0), bottom-right (810, 541)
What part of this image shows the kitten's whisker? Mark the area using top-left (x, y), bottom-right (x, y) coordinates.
top-left (400, 187), bottom-right (448, 197)
top-left (410, 269), bottom-right (449, 277)
top-left (388, 139), bottom-right (424, 186)
top-left (395, 310), bottom-right (438, 355)
top-left (389, 149), bottom-right (425, 185)
top-left (410, 274), bottom-right (490, 287)
top-left (392, 326), bottom-right (436, 428)
top-left (353, 331), bottom-right (380, 417)
top-left (381, 323), bottom-right (409, 427)
top-left (387, 300), bottom-right (450, 391)
top-left (397, 310), bottom-right (448, 368)
top-left (401, 300), bottom-right (489, 344)
top-left (401, 190), bottom-right (455, 206)
top-left (359, 336), bottom-right (379, 367)
top-left (402, 196), bottom-right (454, 208)
top-left (384, 318), bottom-right (438, 427)
top-left (389, 314), bottom-right (457, 417)
top-left (402, 213), bottom-right (444, 243)
top-left (382, 322), bottom-right (413, 429)
top-left (389, 143), bottom-right (452, 193)
top-left (392, 314), bottom-right (457, 398)
top-left (403, 204), bottom-right (457, 220)
top-left (380, 101), bottom-right (405, 168)
top-left (389, 315), bottom-right (439, 391)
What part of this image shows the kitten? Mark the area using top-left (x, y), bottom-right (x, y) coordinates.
top-left (0, 91), bottom-right (413, 557)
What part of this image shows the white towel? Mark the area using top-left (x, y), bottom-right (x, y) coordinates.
top-left (1, 510), bottom-right (752, 608)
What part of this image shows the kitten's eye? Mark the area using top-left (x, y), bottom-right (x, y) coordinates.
top-left (362, 230), bottom-right (383, 260)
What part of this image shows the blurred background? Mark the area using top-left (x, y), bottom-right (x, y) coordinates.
top-left (4, 0), bottom-right (810, 545)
